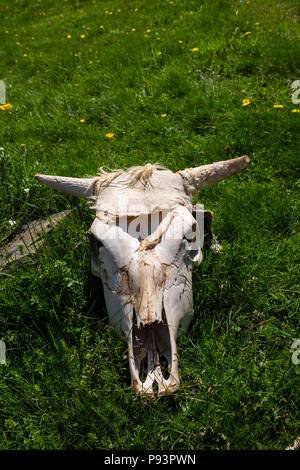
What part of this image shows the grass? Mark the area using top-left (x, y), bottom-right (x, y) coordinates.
top-left (0, 0), bottom-right (299, 450)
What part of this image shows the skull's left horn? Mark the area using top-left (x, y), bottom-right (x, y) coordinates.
top-left (34, 174), bottom-right (95, 199)
top-left (178, 155), bottom-right (250, 194)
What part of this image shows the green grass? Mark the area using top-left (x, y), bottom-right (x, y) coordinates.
top-left (0, 0), bottom-right (299, 450)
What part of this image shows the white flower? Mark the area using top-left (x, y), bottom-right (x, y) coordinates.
top-left (8, 220), bottom-right (16, 225)
top-left (24, 188), bottom-right (30, 193)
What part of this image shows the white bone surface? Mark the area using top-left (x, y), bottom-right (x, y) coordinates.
top-left (91, 206), bottom-right (201, 396)
top-left (93, 169), bottom-right (192, 217)
top-left (35, 157), bottom-right (250, 396)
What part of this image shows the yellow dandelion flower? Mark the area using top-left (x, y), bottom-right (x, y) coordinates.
top-left (117, 9), bottom-right (121, 12)
top-left (105, 133), bottom-right (114, 138)
top-left (192, 47), bottom-right (199, 52)
top-left (273, 104), bottom-right (284, 108)
top-left (161, 113), bottom-right (167, 118)
top-left (0, 103), bottom-right (13, 111)
top-left (157, 51), bottom-right (162, 56)
top-left (23, 53), bottom-right (28, 56)
top-left (67, 34), bottom-right (71, 38)
top-left (157, 37), bottom-right (161, 40)
top-left (244, 31), bottom-right (251, 35)
top-left (146, 29), bottom-right (151, 33)
top-left (80, 119), bottom-right (85, 123)
top-left (16, 41), bottom-right (21, 45)
top-left (291, 109), bottom-right (300, 113)
top-left (255, 22), bottom-right (260, 26)
top-left (80, 34), bottom-right (86, 38)
top-left (178, 40), bottom-right (183, 44)
top-left (131, 28), bottom-right (136, 32)
top-left (74, 53), bottom-right (78, 56)
top-left (242, 99), bottom-right (251, 106)
top-left (100, 25), bottom-right (104, 29)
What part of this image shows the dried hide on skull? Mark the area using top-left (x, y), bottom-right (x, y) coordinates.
top-left (35, 156), bottom-right (250, 397)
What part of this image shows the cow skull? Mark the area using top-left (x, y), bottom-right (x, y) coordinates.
top-left (35, 156), bottom-right (249, 397)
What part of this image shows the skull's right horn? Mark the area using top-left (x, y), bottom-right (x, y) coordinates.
top-left (177, 155), bottom-right (250, 194)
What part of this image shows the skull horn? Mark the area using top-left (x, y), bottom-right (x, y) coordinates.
top-left (178, 155), bottom-right (250, 194)
top-left (34, 174), bottom-right (95, 200)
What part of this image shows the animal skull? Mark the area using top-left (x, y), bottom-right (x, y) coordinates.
top-left (35, 156), bottom-right (249, 397)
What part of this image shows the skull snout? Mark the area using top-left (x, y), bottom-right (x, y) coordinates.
top-left (128, 311), bottom-right (180, 398)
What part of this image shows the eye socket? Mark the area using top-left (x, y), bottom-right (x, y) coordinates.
top-left (185, 235), bottom-right (197, 243)
top-left (89, 232), bottom-right (103, 249)
top-left (183, 221), bottom-right (198, 245)
top-left (188, 249), bottom-right (200, 261)
top-left (181, 235), bottom-right (201, 263)
top-left (183, 233), bottom-right (196, 244)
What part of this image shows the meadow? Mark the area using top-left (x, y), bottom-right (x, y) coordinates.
top-left (0, 0), bottom-right (299, 450)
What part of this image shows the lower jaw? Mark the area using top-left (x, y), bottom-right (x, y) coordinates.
top-left (128, 317), bottom-right (180, 397)
top-left (133, 370), bottom-right (180, 398)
